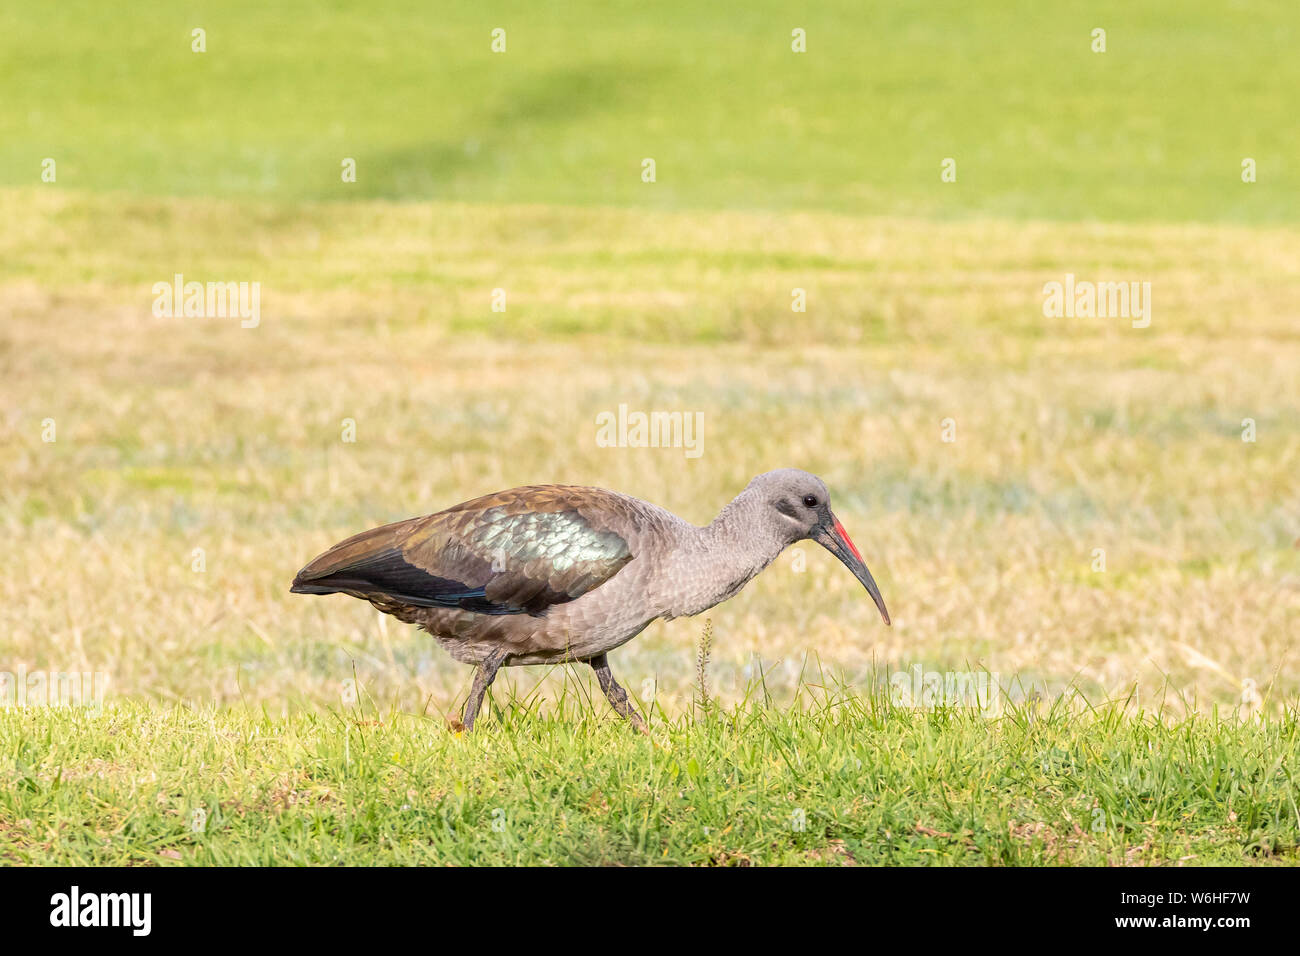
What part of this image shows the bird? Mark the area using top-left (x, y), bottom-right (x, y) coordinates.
top-left (291, 468), bottom-right (890, 731)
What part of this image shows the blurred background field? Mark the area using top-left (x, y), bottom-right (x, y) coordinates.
top-left (2, 0), bottom-right (1298, 723)
top-left (4, 0), bottom-right (1299, 220)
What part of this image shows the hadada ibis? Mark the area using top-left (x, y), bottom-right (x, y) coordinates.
top-left (291, 469), bottom-right (890, 730)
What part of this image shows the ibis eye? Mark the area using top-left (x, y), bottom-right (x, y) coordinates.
top-left (802, 494), bottom-right (818, 508)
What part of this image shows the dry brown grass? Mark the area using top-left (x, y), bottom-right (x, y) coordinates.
top-left (2, 188), bottom-right (1298, 719)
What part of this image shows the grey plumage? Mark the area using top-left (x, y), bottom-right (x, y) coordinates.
top-left (292, 469), bottom-right (890, 730)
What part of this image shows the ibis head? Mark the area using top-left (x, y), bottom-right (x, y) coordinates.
top-left (731, 469), bottom-right (891, 626)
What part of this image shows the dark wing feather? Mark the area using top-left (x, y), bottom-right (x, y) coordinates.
top-left (291, 486), bottom-right (633, 616)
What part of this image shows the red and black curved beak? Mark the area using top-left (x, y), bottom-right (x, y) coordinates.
top-left (812, 513), bottom-right (890, 625)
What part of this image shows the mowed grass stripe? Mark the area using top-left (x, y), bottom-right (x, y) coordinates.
top-left (0, 697), bottom-right (1296, 866)
top-left (1, 0), bottom-right (1297, 220)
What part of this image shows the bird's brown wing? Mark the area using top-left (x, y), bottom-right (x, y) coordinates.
top-left (290, 486), bottom-right (634, 616)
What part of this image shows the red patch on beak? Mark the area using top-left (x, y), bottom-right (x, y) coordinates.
top-left (833, 518), bottom-right (864, 562)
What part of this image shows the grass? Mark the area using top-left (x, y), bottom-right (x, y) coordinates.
top-left (2, 1), bottom-right (1298, 221)
top-left (3, 188), bottom-right (1299, 864)
top-left (2, 691), bottom-right (1297, 866)
top-left (3, 189), bottom-right (1297, 723)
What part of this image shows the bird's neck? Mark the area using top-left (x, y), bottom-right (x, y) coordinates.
top-left (660, 489), bottom-right (792, 619)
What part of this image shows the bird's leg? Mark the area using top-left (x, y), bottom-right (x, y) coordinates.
top-left (588, 654), bottom-right (648, 732)
top-left (462, 648), bottom-right (508, 731)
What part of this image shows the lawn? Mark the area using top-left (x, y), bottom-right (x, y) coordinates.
top-left (2, 1), bottom-right (1297, 220)
top-left (3, 697), bottom-right (1298, 865)
top-left (1, 1), bottom-right (1298, 866)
